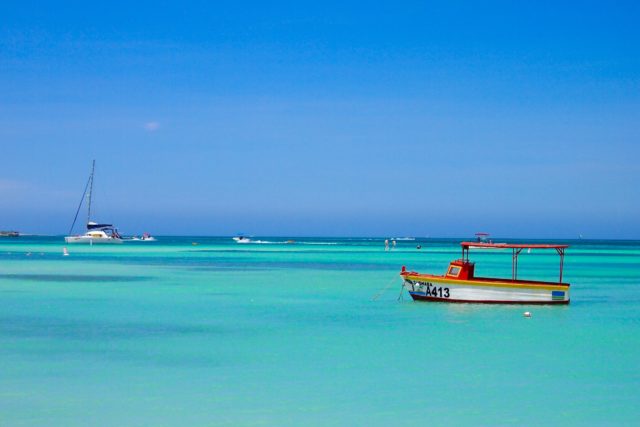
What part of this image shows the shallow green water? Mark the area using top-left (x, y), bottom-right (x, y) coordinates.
top-left (1, 236), bottom-right (639, 426)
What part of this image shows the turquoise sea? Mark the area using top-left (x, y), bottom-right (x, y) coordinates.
top-left (1, 236), bottom-right (639, 426)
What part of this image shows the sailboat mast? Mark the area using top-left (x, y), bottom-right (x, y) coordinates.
top-left (86, 160), bottom-right (95, 225)
top-left (67, 160), bottom-right (94, 235)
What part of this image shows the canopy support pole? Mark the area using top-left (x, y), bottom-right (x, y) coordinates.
top-left (462, 245), bottom-right (469, 262)
top-left (512, 248), bottom-right (523, 280)
top-left (556, 248), bottom-right (565, 283)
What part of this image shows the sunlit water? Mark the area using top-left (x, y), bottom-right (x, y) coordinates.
top-left (1, 236), bottom-right (639, 426)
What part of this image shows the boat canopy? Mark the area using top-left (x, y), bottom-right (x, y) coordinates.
top-left (461, 242), bottom-right (569, 250)
top-left (459, 241), bottom-right (569, 283)
top-left (87, 222), bottom-right (114, 230)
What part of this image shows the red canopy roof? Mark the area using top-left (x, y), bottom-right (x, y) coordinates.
top-left (461, 242), bottom-right (569, 249)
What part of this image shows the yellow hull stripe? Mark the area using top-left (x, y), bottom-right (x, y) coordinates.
top-left (403, 274), bottom-right (570, 291)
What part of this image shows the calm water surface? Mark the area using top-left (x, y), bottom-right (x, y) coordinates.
top-left (1, 236), bottom-right (639, 426)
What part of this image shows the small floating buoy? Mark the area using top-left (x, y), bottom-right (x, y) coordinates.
top-left (416, 244), bottom-right (422, 250)
top-left (523, 311), bottom-right (532, 318)
top-left (63, 247), bottom-right (69, 256)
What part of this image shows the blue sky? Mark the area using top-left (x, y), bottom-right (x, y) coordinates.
top-left (1, 1), bottom-right (639, 237)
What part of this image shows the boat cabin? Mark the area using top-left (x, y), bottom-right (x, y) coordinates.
top-left (446, 259), bottom-right (475, 280)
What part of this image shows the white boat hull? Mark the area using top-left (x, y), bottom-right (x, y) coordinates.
top-left (402, 276), bottom-right (569, 304)
top-left (64, 236), bottom-right (123, 244)
top-left (233, 237), bottom-right (252, 243)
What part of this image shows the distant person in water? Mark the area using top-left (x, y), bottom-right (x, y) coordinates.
top-left (384, 239), bottom-right (389, 251)
top-left (392, 240), bottom-right (396, 250)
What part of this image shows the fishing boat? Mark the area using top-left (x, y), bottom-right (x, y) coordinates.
top-left (400, 241), bottom-right (570, 304)
top-left (64, 161), bottom-right (123, 244)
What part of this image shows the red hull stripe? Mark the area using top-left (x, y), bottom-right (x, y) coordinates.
top-left (401, 272), bottom-right (570, 288)
top-left (409, 293), bottom-right (570, 305)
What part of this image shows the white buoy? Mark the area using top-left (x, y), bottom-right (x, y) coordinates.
top-left (63, 247), bottom-right (69, 256)
top-left (523, 311), bottom-right (532, 318)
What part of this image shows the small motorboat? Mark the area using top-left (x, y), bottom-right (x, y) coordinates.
top-left (128, 233), bottom-right (157, 242)
top-left (0, 231), bottom-right (20, 237)
top-left (233, 236), bottom-right (252, 244)
top-left (475, 232), bottom-right (491, 243)
top-left (471, 232), bottom-right (508, 248)
top-left (401, 241), bottom-right (570, 304)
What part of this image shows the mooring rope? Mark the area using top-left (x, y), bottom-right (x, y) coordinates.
top-left (397, 284), bottom-right (405, 302)
top-left (371, 274), bottom-right (402, 301)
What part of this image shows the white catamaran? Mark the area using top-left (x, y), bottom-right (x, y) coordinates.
top-left (64, 160), bottom-right (123, 244)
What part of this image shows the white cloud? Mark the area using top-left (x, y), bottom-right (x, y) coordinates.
top-left (144, 121), bottom-right (160, 131)
top-left (0, 179), bottom-right (28, 193)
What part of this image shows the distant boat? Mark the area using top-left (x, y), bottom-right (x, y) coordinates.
top-left (128, 232), bottom-right (157, 242)
top-left (233, 236), bottom-right (252, 244)
top-left (64, 161), bottom-right (123, 244)
top-left (473, 232), bottom-right (506, 248)
top-left (475, 232), bottom-right (491, 243)
top-left (0, 231), bottom-right (20, 237)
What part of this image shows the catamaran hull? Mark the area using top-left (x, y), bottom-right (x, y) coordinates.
top-left (402, 277), bottom-right (569, 304)
top-left (64, 236), bottom-right (123, 244)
